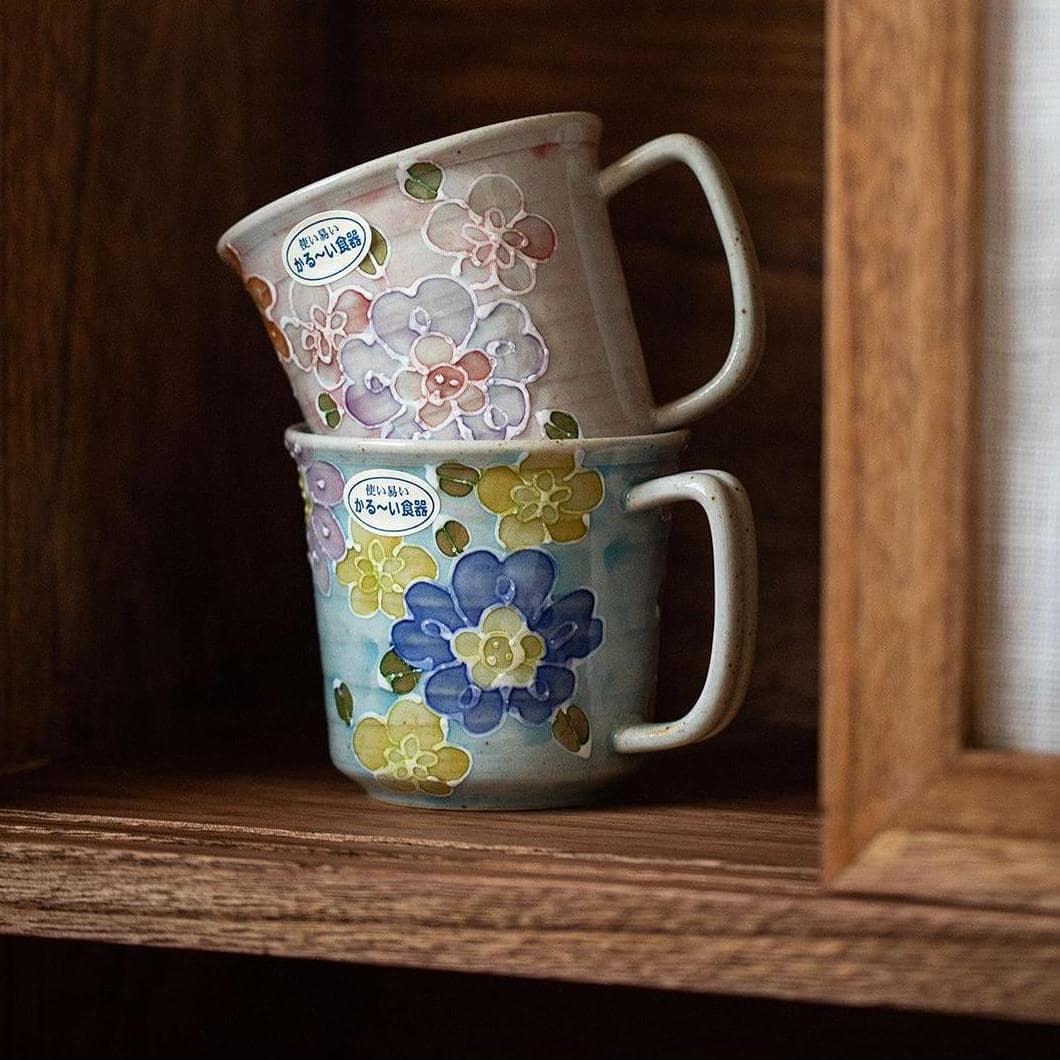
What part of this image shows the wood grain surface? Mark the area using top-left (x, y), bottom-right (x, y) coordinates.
top-left (352, 0), bottom-right (825, 738)
top-left (2, 0), bottom-right (824, 772)
top-left (1, 1), bottom-right (342, 767)
top-left (0, 749), bottom-right (1057, 1024)
top-left (822, 0), bottom-right (1060, 904)
top-left (823, 0), bottom-right (978, 869)
top-left (5, 0), bottom-right (1057, 1030)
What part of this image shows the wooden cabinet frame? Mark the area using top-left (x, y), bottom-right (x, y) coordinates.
top-left (2, 0), bottom-right (1055, 1024)
top-left (824, 0), bottom-right (1059, 910)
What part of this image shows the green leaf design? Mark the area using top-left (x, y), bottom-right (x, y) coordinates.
top-left (403, 161), bottom-right (443, 201)
top-left (567, 703), bottom-right (590, 743)
top-left (380, 648), bottom-right (421, 695)
top-left (356, 225), bottom-right (389, 276)
top-left (333, 681), bottom-right (354, 725)
top-left (436, 462), bottom-right (480, 497)
top-left (317, 392), bottom-right (341, 430)
top-left (544, 410), bottom-right (580, 440)
top-left (552, 704), bottom-right (591, 754)
top-left (435, 519), bottom-right (470, 557)
top-left (551, 711), bottom-right (579, 752)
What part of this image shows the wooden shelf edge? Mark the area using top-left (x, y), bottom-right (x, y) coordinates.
top-left (1, 810), bottom-right (1057, 1023)
top-left (828, 828), bottom-right (1060, 914)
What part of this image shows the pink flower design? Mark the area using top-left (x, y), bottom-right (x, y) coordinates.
top-left (392, 334), bottom-right (493, 431)
top-left (279, 285), bottom-right (371, 390)
top-left (341, 276), bottom-right (548, 441)
top-left (423, 174), bottom-right (557, 295)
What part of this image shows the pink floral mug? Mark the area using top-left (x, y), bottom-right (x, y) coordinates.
top-left (218, 112), bottom-right (764, 442)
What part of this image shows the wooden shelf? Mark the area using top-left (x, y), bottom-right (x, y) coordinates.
top-left (1, 727), bottom-right (1056, 1023)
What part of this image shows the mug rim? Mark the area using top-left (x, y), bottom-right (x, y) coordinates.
top-left (217, 111), bottom-right (603, 257)
top-left (284, 422), bottom-right (689, 463)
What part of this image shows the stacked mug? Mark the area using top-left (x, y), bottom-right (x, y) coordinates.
top-left (218, 112), bottom-right (763, 810)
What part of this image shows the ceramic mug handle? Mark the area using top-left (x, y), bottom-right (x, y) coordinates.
top-left (612, 470), bottom-right (757, 754)
top-left (598, 135), bottom-right (765, 430)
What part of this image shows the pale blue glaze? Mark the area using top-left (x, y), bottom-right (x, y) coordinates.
top-left (286, 427), bottom-right (687, 810)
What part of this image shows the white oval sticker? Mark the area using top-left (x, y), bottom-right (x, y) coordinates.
top-left (282, 210), bottom-right (371, 286)
top-left (344, 470), bottom-right (440, 536)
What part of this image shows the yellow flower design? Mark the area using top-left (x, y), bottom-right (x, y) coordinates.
top-left (335, 523), bottom-right (437, 618)
top-left (476, 452), bottom-right (604, 548)
top-left (452, 604), bottom-right (545, 689)
top-left (352, 698), bottom-right (471, 796)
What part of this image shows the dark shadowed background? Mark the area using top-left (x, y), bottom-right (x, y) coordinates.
top-left (2, 0), bottom-right (820, 765)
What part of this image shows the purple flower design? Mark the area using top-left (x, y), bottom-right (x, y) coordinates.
top-left (290, 445), bottom-right (346, 594)
top-left (340, 276), bottom-right (548, 441)
top-left (389, 549), bottom-right (602, 734)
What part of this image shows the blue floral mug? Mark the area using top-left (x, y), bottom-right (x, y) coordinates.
top-left (286, 423), bottom-right (757, 810)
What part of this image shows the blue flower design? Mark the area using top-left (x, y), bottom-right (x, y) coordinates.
top-left (389, 549), bottom-right (602, 734)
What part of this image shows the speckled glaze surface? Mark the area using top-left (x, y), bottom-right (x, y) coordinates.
top-left (222, 113), bottom-right (764, 442)
top-left (286, 424), bottom-right (758, 810)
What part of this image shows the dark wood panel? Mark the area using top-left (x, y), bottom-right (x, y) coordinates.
top-left (6, 936), bottom-right (1057, 1060)
top-left (2, 1), bottom-right (823, 771)
top-left (349, 1), bottom-right (822, 269)
top-left (1, 1), bottom-right (350, 766)
top-left (349, 0), bottom-right (825, 733)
